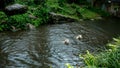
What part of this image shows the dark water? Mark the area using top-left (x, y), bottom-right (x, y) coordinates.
top-left (0, 18), bottom-right (120, 68)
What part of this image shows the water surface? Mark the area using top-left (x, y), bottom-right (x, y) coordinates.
top-left (0, 19), bottom-right (120, 68)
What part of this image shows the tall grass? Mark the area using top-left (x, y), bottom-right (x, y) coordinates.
top-left (80, 37), bottom-right (120, 68)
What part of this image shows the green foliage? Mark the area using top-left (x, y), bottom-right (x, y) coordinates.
top-left (78, 7), bottom-right (100, 19)
top-left (0, 11), bottom-right (8, 31)
top-left (65, 63), bottom-right (74, 68)
top-left (34, 0), bottom-right (46, 5)
top-left (33, 6), bottom-right (50, 24)
top-left (31, 18), bottom-right (42, 27)
top-left (85, 6), bottom-right (110, 17)
top-left (80, 50), bottom-right (97, 66)
top-left (6, 5), bottom-right (50, 30)
top-left (58, 0), bottom-right (66, 6)
top-left (7, 14), bottom-right (29, 30)
top-left (15, 0), bottom-right (34, 5)
top-left (0, 0), bottom-right (50, 31)
top-left (47, 0), bottom-right (105, 20)
top-left (46, 1), bottom-right (82, 20)
top-left (80, 37), bottom-right (120, 68)
top-left (15, 0), bottom-right (46, 6)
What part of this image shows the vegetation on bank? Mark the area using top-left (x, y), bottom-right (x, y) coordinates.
top-left (80, 37), bottom-right (120, 68)
top-left (66, 37), bottom-right (120, 68)
top-left (0, 0), bottom-right (49, 31)
top-left (0, 0), bottom-right (110, 31)
top-left (47, 0), bottom-right (109, 20)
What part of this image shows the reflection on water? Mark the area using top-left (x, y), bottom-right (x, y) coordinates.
top-left (0, 19), bottom-right (120, 68)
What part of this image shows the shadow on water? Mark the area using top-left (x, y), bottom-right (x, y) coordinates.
top-left (0, 48), bottom-right (8, 68)
top-left (85, 18), bottom-right (120, 37)
top-left (0, 18), bottom-right (120, 68)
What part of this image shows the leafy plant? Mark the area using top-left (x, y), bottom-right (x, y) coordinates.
top-left (15, 0), bottom-right (34, 5)
top-left (33, 5), bottom-right (50, 24)
top-left (66, 63), bottom-right (74, 68)
top-left (0, 11), bottom-right (8, 31)
top-left (80, 37), bottom-right (120, 68)
top-left (7, 14), bottom-right (30, 30)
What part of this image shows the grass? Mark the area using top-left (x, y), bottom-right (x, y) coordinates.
top-left (77, 7), bottom-right (99, 19)
top-left (80, 37), bottom-right (120, 68)
top-left (46, 0), bottom-right (107, 20)
top-left (85, 6), bottom-right (110, 17)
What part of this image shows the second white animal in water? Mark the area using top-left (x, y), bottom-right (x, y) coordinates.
top-left (63, 39), bottom-right (70, 45)
top-left (76, 35), bottom-right (83, 40)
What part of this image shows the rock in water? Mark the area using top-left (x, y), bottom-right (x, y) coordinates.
top-left (4, 4), bottom-right (28, 16)
top-left (26, 23), bottom-right (35, 30)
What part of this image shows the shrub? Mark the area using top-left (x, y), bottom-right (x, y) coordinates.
top-left (0, 11), bottom-right (8, 31)
top-left (7, 14), bottom-right (30, 30)
top-left (33, 5), bottom-right (50, 24)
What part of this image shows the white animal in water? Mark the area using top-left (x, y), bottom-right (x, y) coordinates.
top-left (76, 35), bottom-right (83, 40)
top-left (63, 39), bottom-right (70, 45)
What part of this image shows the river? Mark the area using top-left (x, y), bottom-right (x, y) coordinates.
top-left (0, 18), bottom-right (120, 68)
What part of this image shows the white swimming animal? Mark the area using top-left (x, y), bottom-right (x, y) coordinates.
top-left (76, 35), bottom-right (83, 40)
top-left (63, 39), bottom-right (70, 45)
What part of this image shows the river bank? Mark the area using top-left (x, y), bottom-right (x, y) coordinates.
top-left (0, 0), bottom-right (110, 31)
